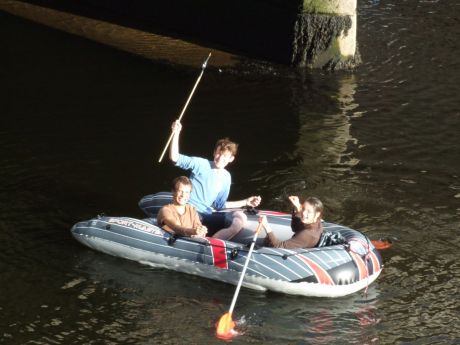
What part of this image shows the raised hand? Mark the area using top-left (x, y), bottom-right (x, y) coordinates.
top-left (288, 195), bottom-right (302, 212)
top-left (171, 120), bottom-right (182, 134)
top-left (258, 215), bottom-right (272, 233)
top-left (246, 196), bottom-right (261, 208)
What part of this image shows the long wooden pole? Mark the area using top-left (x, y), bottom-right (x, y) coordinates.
top-left (158, 53), bottom-right (212, 163)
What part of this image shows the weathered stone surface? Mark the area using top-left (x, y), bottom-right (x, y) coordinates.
top-left (292, 12), bottom-right (360, 70)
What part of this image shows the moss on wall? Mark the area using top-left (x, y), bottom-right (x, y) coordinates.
top-left (291, 13), bottom-right (360, 70)
top-left (302, 0), bottom-right (337, 14)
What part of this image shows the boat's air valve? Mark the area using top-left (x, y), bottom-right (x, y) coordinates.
top-left (167, 235), bottom-right (177, 245)
top-left (230, 248), bottom-right (239, 260)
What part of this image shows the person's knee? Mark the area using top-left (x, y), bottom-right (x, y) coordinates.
top-left (231, 218), bottom-right (243, 231)
top-left (230, 211), bottom-right (247, 232)
top-left (232, 211), bottom-right (247, 224)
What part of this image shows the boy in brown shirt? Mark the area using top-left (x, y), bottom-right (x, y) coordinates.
top-left (157, 176), bottom-right (208, 238)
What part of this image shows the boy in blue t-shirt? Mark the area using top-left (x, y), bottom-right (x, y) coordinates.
top-left (169, 120), bottom-right (261, 240)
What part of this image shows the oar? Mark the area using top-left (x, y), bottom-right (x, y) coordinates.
top-left (216, 221), bottom-right (263, 340)
top-left (371, 239), bottom-right (393, 250)
top-left (158, 52), bottom-right (212, 163)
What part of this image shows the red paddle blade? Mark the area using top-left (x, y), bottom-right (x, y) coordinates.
top-left (216, 312), bottom-right (237, 340)
top-left (371, 239), bottom-right (393, 250)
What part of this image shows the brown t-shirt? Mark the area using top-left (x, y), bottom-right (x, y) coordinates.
top-left (156, 204), bottom-right (202, 236)
top-left (264, 220), bottom-right (323, 249)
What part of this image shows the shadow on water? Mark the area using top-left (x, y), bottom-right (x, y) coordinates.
top-left (0, 0), bottom-right (288, 75)
top-left (0, 0), bottom-right (236, 67)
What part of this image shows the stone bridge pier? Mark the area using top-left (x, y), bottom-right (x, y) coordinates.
top-left (292, 0), bottom-right (359, 69)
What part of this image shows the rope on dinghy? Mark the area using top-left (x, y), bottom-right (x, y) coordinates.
top-left (165, 234), bottom-right (351, 260)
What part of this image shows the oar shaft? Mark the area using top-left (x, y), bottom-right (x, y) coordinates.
top-left (158, 53), bottom-right (212, 163)
top-left (228, 223), bottom-right (262, 314)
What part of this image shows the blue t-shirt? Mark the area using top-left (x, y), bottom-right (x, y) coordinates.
top-left (175, 154), bottom-right (231, 214)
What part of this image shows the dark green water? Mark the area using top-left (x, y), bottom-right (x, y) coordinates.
top-left (1, 1), bottom-right (459, 344)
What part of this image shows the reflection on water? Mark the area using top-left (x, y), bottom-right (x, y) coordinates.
top-left (294, 75), bottom-right (360, 186)
top-left (58, 252), bottom-right (384, 345)
top-left (67, 253), bottom-right (225, 344)
top-left (252, 74), bottom-right (362, 218)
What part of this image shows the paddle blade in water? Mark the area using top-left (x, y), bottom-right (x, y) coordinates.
top-left (216, 312), bottom-right (237, 340)
top-left (371, 239), bottom-right (393, 250)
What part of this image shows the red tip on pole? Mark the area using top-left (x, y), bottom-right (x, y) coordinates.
top-left (216, 312), bottom-right (237, 340)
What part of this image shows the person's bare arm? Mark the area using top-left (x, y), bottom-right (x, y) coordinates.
top-left (169, 120), bottom-right (182, 163)
top-left (224, 195), bottom-right (261, 209)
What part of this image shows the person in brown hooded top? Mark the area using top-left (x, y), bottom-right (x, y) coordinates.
top-left (260, 196), bottom-right (324, 249)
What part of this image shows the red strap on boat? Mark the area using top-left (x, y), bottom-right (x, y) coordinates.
top-left (367, 250), bottom-right (382, 274)
top-left (349, 251), bottom-right (369, 280)
top-left (206, 237), bottom-right (228, 269)
top-left (298, 255), bottom-right (335, 285)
